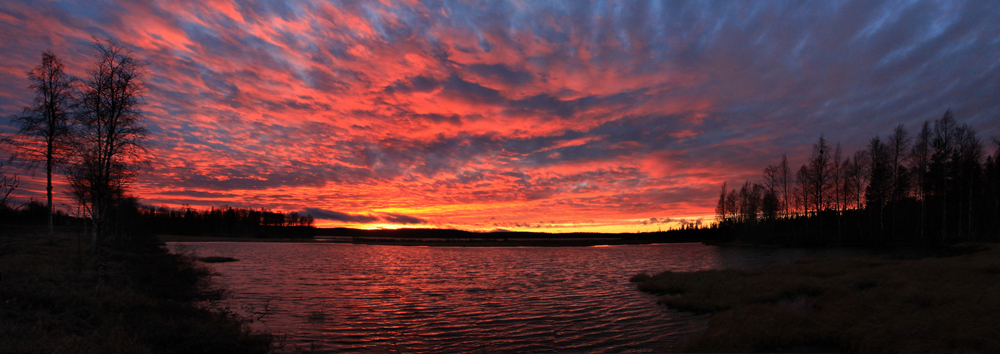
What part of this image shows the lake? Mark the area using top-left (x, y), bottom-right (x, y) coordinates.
top-left (168, 242), bottom-right (861, 353)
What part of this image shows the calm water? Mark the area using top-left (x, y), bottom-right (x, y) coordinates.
top-left (168, 242), bottom-right (860, 353)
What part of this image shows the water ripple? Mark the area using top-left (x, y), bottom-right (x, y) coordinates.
top-left (169, 242), bottom-right (859, 353)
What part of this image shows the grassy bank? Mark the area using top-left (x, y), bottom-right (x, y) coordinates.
top-left (0, 230), bottom-right (274, 353)
top-left (631, 243), bottom-right (1000, 353)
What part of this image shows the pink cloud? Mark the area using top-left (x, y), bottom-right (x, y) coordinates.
top-left (1, 1), bottom-right (998, 232)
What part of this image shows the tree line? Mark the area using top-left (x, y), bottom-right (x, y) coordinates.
top-left (133, 204), bottom-right (315, 237)
top-left (715, 110), bottom-right (1000, 246)
top-left (0, 199), bottom-right (316, 238)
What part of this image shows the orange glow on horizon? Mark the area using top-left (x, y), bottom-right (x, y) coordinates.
top-left (4, 1), bottom-right (992, 234)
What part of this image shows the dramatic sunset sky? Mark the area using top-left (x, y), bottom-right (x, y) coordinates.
top-left (1, 1), bottom-right (998, 232)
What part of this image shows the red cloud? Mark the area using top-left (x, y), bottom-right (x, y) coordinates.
top-left (2, 1), bottom-right (998, 232)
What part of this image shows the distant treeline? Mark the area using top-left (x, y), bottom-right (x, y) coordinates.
top-left (315, 227), bottom-right (707, 241)
top-left (0, 200), bottom-right (79, 228)
top-left (715, 110), bottom-right (1000, 245)
top-left (135, 205), bottom-right (315, 237)
top-left (0, 200), bottom-right (316, 238)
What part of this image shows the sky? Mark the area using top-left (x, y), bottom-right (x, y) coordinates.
top-left (1, 0), bottom-right (998, 232)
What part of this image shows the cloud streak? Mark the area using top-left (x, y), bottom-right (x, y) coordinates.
top-left (303, 208), bottom-right (379, 224)
top-left (1, 0), bottom-right (998, 231)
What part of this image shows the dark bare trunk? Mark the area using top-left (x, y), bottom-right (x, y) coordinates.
top-left (47, 148), bottom-right (53, 244)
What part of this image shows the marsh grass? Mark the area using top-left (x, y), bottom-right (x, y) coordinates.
top-left (0, 230), bottom-right (274, 353)
top-left (631, 243), bottom-right (1000, 353)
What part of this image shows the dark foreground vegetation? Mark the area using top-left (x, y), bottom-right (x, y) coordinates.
top-left (631, 243), bottom-right (1000, 353)
top-left (0, 228), bottom-right (274, 353)
top-left (0, 41), bottom-right (278, 354)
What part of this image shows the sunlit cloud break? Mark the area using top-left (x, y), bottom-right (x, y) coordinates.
top-left (1, 0), bottom-right (998, 232)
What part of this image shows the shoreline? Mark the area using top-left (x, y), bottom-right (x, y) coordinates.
top-left (158, 234), bottom-right (703, 246)
top-left (630, 242), bottom-right (1000, 353)
top-left (0, 230), bottom-right (274, 353)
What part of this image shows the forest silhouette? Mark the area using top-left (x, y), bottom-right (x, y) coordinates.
top-left (713, 110), bottom-right (1000, 246)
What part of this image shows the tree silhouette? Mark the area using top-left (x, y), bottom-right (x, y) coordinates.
top-left (10, 51), bottom-right (76, 243)
top-left (910, 121), bottom-right (931, 242)
top-left (131, 205), bottom-right (315, 237)
top-left (887, 125), bottom-right (910, 241)
top-left (830, 143), bottom-right (845, 241)
top-left (778, 155), bottom-right (791, 218)
top-left (847, 149), bottom-right (869, 235)
top-left (69, 39), bottom-right (149, 251)
top-left (809, 136), bottom-right (831, 216)
top-left (761, 161), bottom-right (783, 240)
top-left (954, 125), bottom-right (982, 237)
top-left (725, 188), bottom-right (738, 223)
top-left (1, 137), bottom-right (21, 257)
top-left (985, 139), bottom-right (1000, 232)
top-left (796, 165), bottom-right (810, 216)
top-left (801, 136), bottom-right (830, 239)
top-left (710, 110), bottom-right (997, 246)
top-left (715, 181), bottom-right (728, 224)
top-left (930, 110), bottom-right (957, 242)
top-left (0, 137), bottom-right (17, 210)
top-left (866, 136), bottom-right (890, 241)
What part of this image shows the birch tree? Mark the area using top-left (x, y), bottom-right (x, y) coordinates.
top-left (11, 51), bottom-right (75, 243)
top-left (69, 39), bottom-right (149, 251)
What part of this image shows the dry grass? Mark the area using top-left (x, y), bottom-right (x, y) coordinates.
top-left (0, 230), bottom-right (274, 354)
top-left (632, 243), bottom-right (1000, 353)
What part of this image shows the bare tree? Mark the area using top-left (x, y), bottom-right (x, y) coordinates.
top-left (931, 110), bottom-right (957, 242)
top-left (887, 124), bottom-right (910, 241)
top-left (737, 181), bottom-right (763, 226)
top-left (69, 39), bottom-right (149, 252)
top-left (715, 181), bottom-right (729, 225)
top-left (831, 143), bottom-right (844, 242)
top-left (789, 164), bottom-right (809, 243)
top-left (796, 165), bottom-right (811, 215)
top-left (725, 188), bottom-right (738, 223)
top-left (989, 139), bottom-right (1000, 233)
top-left (888, 124), bottom-right (911, 201)
top-left (955, 125), bottom-right (982, 238)
top-left (762, 161), bottom-right (783, 240)
top-left (779, 155), bottom-right (790, 218)
top-left (849, 150), bottom-right (870, 211)
top-left (806, 136), bottom-right (831, 239)
top-left (867, 136), bottom-right (891, 240)
top-left (10, 51), bottom-right (76, 243)
top-left (763, 164), bottom-right (780, 200)
top-left (1, 135), bottom-right (21, 257)
top-left (809, 136), bottom-right (831, 214)
top-left (1, 145), bottom-right (17, 210)
top-left (910, 121), bottom-right (931, 241)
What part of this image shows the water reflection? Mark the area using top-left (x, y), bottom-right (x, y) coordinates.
top-left (169, 242), bottom-right (854, 353)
